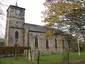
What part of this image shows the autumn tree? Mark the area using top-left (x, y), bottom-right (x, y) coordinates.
top-left (42, 0), bottom-right (85, 42)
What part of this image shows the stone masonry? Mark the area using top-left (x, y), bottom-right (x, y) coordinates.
top-left (5, 5), bottom-right (68, 54)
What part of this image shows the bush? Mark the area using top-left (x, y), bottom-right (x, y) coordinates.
top-left (0, 46), bottom-right (30, 57)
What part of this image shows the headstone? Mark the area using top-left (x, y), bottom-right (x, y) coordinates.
top-left (31, 50), bottom-right (40, 64)
top-left (28, 49), bottom-right (31, 61)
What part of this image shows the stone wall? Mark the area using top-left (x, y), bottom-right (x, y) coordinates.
top-left (8, 28), bottom-right (24, 46)
top-left (23, 24), bottom-right (66, 54)
top-left (5, 5), bottom-right (25, 46)
top-left (28, 31), bottom-right (59, 54)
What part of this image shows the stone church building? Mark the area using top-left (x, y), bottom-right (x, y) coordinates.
top-left (5, 5), bottom-right (68, 54)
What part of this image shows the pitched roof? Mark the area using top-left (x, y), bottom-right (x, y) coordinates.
top-left (25, 23), bottom-right (63, 35)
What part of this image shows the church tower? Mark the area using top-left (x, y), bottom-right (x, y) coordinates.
top-left (5, 5), bottom-right (25, 46)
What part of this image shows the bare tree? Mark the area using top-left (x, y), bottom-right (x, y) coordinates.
top-left (0, 0), bottom-right (8, 38)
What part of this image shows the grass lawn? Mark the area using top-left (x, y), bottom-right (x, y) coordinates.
top-left (0, 52), bottom-right (85, 64)
top-left (69, 52), bottom-right (85, 63)
top-left (40, 53), bottom-right (63, 64)
top-left (0, 57), bottom-right (29, 64)
top-left (70, 52), bottom-right (85, 60)
top-left (39, 52), bottom-right (85, 64)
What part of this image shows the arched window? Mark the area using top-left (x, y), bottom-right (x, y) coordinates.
top-left (46, 38), bottom-right (49, 49)
top-left (62, 40), bottom-right (64, 49)
top-left (55, 37), bottom-right (57, 48)
top-left (15, 31), bottom-right (19, 40)
top-left (35, 35), bottom-right (38, 48)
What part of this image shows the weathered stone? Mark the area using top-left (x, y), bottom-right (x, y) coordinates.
top-left (5, 5), bottom-right (68, 54)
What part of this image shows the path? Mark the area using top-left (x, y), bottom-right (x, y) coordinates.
top-left (71, 59), bottom-right (85, 64)
top-left (76, 60), bottom-right (85, 64)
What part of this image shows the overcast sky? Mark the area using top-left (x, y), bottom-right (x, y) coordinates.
top-left (0, 0), bottom-right (45, 38)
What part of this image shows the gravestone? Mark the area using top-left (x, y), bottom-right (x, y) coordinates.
top-left (31, 49), bottom-right (40, 64)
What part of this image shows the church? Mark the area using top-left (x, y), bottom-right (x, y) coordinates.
top-left (5, 5), bottom-right (68, 54)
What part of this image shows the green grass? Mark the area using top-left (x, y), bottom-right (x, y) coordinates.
top-left (70, 52), bottom-right (85, 60)
top-left (40, 53), bottom-right (63, 64)
top-left (39, 52), bottom-right (85, 64)
top-left (0, 57), bottom-right (29, 64)
top-left (0, 52), bottom-right (85, 64)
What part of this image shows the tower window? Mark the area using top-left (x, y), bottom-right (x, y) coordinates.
top-left (15, 31), bottom-right (19, 45)
top-left (55, 38), bottom-right (57, 48)
top-left (35, 35), bottom-right (38, 48)
top-left (46, 38), bottom-right (49, 49)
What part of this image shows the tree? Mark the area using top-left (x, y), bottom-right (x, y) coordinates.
top-left (0, 0), bottom-right (4, 26)
top-left (0, 0), bottom-right (6, 23)
top-left (0, 0), bottom-right (8, 38)
top-left (42, 1), bottom-right (85, 42)
top-left (42, 1), bottom-right (83, 63)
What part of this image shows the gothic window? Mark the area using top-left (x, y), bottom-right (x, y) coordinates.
top-left (46, 38), bottom-right (49, 49)
top-left (62, 40), bottom-right (64, 49)
top-left (15, 31), bottom-right (19, 40)
top-left (28, 32), bottom-right (29, 46)
top-left (55, 37), bottom-right (57, 48)
top-left (35, 35), bottom-right (38, 48)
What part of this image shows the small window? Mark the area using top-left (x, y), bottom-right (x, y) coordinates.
top-left (35, 35), bottom-right (38, 48)
top-left (46, 38), bottom-right (49, 49)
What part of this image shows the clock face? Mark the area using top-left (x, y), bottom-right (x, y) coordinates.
top-left (15, 10), bottom-right (20, 15)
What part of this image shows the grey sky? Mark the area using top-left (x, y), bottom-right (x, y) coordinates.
top-left (0, 0), bottom-right (45, 38)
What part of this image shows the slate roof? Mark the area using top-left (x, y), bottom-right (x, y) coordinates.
top-left (25, 23), bottom-right (63, 35)
top-left (25, 23), bottom-right (47, 32)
